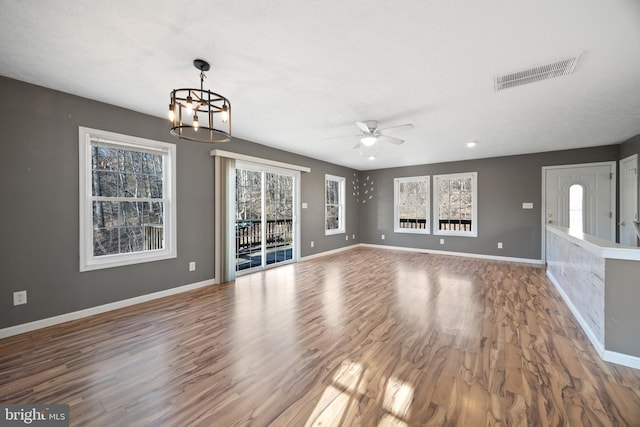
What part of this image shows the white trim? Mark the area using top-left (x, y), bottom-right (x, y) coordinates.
top-left (619, 154), bottom-right (639, 246)
top-left (325, 174), bottom-right (346, 235)
top-left (0, 279), bottom-right (218, 339)
top-left (210, 149), bottom-right (311, 173)
top-left (79, 127), bottom-right (177, 271)
top-left (602, 349), bottom-right (640, 370)
top-left (358, 243), bottom-right (543, 264)
top-left (300, 244), bottom-right (359, 261)
top-left (394, 176), bottom-right (431, 234)
top-left (433, 171), bottom-right (478, 237)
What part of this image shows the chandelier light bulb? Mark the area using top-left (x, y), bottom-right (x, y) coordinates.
top-left (168, 104), bottom-right (175, 122)
top-left (193, 114), bottom-right (199, 131)
top-left (221, 105), bottom-right (229, 124)
top-left (186, 96), bottom-right (194, 115)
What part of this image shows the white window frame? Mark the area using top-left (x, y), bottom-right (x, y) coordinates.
top-left (325, 174), bottom-right (346, 235)
top-left (433, 172), bottom-right (477, 237)
top-left (394, 176), bottom-right (431, 234)
top-left (79, 127), bottom-right (177, 271)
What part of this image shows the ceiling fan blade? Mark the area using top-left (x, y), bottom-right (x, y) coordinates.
top-left (378, 123), bottom-right (414, 134)
top-left (379, 135), bottom-right (405, 145)
top-left (356, 121), bottom-right (373, 134)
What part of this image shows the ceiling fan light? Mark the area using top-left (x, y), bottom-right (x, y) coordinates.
top-left (361, 136), bottom-right (377, 146)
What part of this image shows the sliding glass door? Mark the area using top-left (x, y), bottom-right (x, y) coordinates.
top-left (235, 162), bottom-right (298, 273)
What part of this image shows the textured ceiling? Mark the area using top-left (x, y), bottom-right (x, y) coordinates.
top-left (1, 0), bottom-right (639, 170)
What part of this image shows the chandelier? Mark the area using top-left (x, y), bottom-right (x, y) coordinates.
top-left (169, 59), bottom-right (231, 143)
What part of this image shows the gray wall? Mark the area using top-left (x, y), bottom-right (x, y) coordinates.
top-left (0, 77), bottom-right (358, 329)
top-left (0, 75), bottom-right (634, 330)
top-left (605, 258), bottom-right (640, 357)
top-left (620, 134), bottom-right (640, 160)
top-left (358, 146), bottom-right (619, 260)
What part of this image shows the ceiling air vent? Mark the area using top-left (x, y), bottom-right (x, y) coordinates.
top-left (494, 54), bottom-right (581, 91)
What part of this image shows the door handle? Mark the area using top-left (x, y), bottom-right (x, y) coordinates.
top-left (618, 221), bottom-right (625, 226)
top-left (547, 220), bottom-right (553, 224)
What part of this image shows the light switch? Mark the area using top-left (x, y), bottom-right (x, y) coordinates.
top-left (522, 202), bottom-right (534, 209)
top-left (302, 203), bottom-right (308, 209)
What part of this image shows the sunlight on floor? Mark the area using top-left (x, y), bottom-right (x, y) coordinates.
top-left (304, 360), bottom-right (364, 427)
top-left (382, 377), bottom-right (414, 421)
top-left (304, 360), bottom-right (414, 426)
top-left (322, 266), bottom-right (345, 329)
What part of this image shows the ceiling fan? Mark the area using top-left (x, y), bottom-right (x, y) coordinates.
top-left (352, 120), bottom-right (414, 149)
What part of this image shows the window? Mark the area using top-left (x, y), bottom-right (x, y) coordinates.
top-left (433, 172), bottom-right (477, 237)
top-left (394, 176), bottom-right (430, 234)
top-left (325, 174), bottom-right (345, 235)
top-left (569, 184), bottom-right (584, 233)
top-left (79, 127), bottom-right (176, 271)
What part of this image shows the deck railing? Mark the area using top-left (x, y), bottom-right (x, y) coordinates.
top-left (398, 219), bottom-right (472, 232)
top-left (438, 219), bottom-right (472, 232)
top-left (398, 218), bottom-right (428, 229)
top-left (236, 219), bottom-right (292, 255)
top-left (143, 224), bottom-right (164, 250)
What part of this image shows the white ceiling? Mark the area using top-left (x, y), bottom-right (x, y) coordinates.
top-left (1, 1), bottom-right (640, 170)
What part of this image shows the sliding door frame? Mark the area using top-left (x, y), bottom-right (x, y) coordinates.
top-left (235, 160), bottom-right (300, 275)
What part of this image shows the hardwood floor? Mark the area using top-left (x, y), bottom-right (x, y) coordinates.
top-left (1, 247), bottom-right (639, 426)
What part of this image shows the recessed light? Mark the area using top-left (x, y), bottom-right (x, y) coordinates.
top-left (368, 155), bottom-right (376, 161)
top-left (466, 141), bottom-right (477, 148)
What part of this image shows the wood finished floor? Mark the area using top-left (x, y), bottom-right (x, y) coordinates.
top-left (1, 247), bottom-right (639, 426)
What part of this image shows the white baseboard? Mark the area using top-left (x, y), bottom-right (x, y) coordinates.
top-left (0, 278), bottom-right (218, 340)
top-left (359, 243), bottom-right (544, 265)
top-left (300, 244), bottom-right (360, 261)
top-left (546, 270), bottom-right (640, 369)
top-left (602, 349), bottom-right (640, 370)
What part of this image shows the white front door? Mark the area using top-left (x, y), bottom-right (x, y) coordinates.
top-left (544, 163), bottom-right (615, 242)
top-left (620, 154), bottom-right (638, 246)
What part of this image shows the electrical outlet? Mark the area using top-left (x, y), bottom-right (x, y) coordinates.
top-left (310, 241), bottom-right (314, 248)
top-left (498, 242), bottom-right (503, 249)
top-left (439, 238), bottom-right (444, 245)
top-left (189, 261), bottom-right (196, 271)
top-left (13, 290), bottom-right (27, 306)
top-left (346, 235), bottom-right (349, 241)
top-left (381, 234), bottom-right (385, 240)
top-left (352, 234), bottom-right (355, 239)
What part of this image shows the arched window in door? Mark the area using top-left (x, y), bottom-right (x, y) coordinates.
top-left (569, 184), bottom-right (584, 233)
